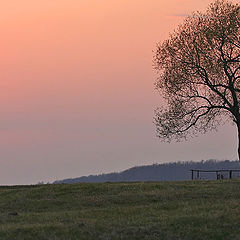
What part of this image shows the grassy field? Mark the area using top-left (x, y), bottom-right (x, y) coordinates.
top-left (0, 180), bottom-right (240, 240)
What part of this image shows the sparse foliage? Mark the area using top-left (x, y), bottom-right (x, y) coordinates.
top-left (154, 0), bottom-right (240, 158)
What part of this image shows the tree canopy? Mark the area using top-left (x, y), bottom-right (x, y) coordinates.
top-left (154, 0), bottom-right (240, 158)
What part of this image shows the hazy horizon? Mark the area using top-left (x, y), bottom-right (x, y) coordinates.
top-left (0, 0), bottom-right (239, 185)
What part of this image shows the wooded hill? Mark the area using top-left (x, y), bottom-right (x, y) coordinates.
top-left (54, 160), bottom-right (240, 184)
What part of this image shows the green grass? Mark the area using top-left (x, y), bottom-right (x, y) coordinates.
top-left (0, 180), bottom-right (240, 240)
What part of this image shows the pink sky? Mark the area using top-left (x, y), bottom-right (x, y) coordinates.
top-left (0, 0), bottom-right (238, 184)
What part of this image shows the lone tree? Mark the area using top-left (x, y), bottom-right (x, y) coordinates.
top-left (154, 0), bottom-right (240, 159)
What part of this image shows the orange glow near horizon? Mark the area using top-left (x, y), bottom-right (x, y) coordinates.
top-left (0, 0), bottom-right (238, 184)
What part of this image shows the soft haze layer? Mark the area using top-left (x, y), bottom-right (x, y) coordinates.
top-left (0, 0), bottom-right (238, 184)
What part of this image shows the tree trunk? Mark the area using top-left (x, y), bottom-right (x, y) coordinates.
top-left (238, 130), bottom-right (240, 162)
top-left (237, 123), bottom-right (240, 161)
top-left (238, 135), bottom-right (240, 162)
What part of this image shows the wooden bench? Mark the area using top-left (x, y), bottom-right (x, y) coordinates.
top-left (190, 169), bottom-right (240, 180)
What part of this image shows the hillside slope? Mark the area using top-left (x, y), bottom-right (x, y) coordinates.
top-left (54, 160), bottom-right (240, 184)
top-left (0, 180), bottom-right (240, 239)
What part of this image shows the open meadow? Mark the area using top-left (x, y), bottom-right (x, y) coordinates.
top-left (0, 180), bottom-right (240, 240)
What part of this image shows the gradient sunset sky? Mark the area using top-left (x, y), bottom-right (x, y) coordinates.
top-left (0, 0), bottom-right (238, 185)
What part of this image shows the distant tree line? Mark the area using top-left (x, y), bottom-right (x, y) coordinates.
top-left (54, 160), bottom-right (240, 184)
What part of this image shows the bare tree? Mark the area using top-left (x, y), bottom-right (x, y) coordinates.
top-left (153, 0), bottom-right (240, 159)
